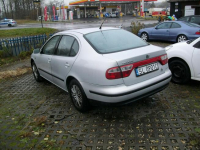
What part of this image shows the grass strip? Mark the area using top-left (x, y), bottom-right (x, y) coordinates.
top-left (0, 28), bottom-right (58, 38)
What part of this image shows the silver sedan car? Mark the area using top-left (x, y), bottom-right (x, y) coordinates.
top-left (31, 27), bottom-right (171, 112)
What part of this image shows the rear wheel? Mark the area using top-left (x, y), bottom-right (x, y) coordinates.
top-left (141, 32), bottom-right (149, 42)
top-left (69, 79), bottom-right (90, 112)
top-left (8, 24), bottom-right (11, 27)
top-left (32, 62), bottom-right (43, 82)
top-left (169, 59), bottom-right (190, 84)
top-left (177, 35), bottom-right (187, 43)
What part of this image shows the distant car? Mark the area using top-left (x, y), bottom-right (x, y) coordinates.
top-left (166, 37), bottom-right (200, 84)
top-left (0, 19), bottom-right (17, 27)
top-left (138, 21), bottom-right (200, 43)
top-left (110, 13), bottom-right (117, 18)
top-left (178, 15), bottom-right (200, 25)
top-left (31, 27), bottom-right (171, 112)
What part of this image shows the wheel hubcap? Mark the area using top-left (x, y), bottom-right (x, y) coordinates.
top-left (71, 85), bottom-right (82, 108)
top-left (141, 33), bottom-right (147, 41)
top-left (172, 65), bottom-right (185, 79)
top-left (32, 65), bottom-right (38, 79)
top-left (178, 36), bottom-right (186, 42)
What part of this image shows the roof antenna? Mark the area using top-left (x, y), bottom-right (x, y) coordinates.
top-left (99, 17), bottom-right (106, 29)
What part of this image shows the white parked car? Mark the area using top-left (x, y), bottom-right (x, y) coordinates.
top-left (110, 13), bottom-right (117, 18)
top-left (166, 37), bottom-right (200, 84)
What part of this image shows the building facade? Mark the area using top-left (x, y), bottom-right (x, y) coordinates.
top-left (169, 0), bottom-right (200, 18)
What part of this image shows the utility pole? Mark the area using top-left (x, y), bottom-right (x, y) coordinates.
top-left (34, 0), bottom-right (43, 28)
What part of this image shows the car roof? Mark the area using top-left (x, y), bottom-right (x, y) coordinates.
top-left (58, 27), bottom-right (119, 35)
top-left (180, 15), bottom-right (200, 17)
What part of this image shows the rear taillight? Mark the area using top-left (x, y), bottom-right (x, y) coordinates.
top-left (106, 67), bottom-right (122, 79)
top-left (106, 54), bottom-right (168, 80)
top-left (160, 54), bottom-right (168, 65)
top-left (195, 31), bottom-right (200, 35)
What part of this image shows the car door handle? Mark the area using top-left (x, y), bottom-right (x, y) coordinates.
top-left (65, 63), bottom-right (70, 68)
top-left (48, 58), bottom-right (51, 63)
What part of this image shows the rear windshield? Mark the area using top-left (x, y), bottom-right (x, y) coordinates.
top-left (84, 29), bottom-right (148, 54)
top-left (183, 22), bottom-right (200, 27)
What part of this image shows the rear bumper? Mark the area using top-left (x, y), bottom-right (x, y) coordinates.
top-left (81, 69), bottom-right (171, 104)
top-left (89, 83), bottom-right (169, 106)
top-left (188, 35), bottom-right (200, 40)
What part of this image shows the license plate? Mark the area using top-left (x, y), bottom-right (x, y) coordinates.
top-left (135, 62), bottom-right (159, 76)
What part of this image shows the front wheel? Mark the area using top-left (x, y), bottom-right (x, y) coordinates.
top-left (169, 60), bottom-right (190, 84)
top-left (32, 62), bottom-right (43, 82)
top-left (69, 79), bottom-right (90, 112)
top-left (177, 35), bottom-right (187, 43)
top-left (141, 32), bottom-right (149, 42)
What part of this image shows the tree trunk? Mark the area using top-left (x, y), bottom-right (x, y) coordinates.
top-left (1, 0), bottom-right (7, 17)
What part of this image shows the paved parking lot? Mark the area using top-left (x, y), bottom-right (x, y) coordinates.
top-left (0, 62), bottom-right (200, 149)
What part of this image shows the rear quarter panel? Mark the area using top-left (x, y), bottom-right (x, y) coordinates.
top-left (67, 34), bottom-right (124, 86)
top-left (167, 43), bottom-right (195, 77)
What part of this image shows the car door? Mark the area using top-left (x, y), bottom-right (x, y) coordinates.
top-left (151, 22), bottom-right (172, 40)
top-left (192, 39), bottom-right (200, 78)
top-left (51, 35), bottom-right (80, 90)
top-left (169, 22), bottom-right (182, 41)
top-left (36, 35), bottom-right (61, 82)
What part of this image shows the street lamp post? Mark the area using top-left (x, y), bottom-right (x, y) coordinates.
top-left (34, 0), bottom-right (43, 28)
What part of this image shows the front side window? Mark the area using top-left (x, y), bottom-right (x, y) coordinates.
top-left (171, 23), bottom-right (181, 28)
top-left (56, 36), bottom-right (75, 56)
top-left (194, 41), bottom-right (200, 49)
top-left (190, 17), bottom-right (200, 24)
top-left (42, 36), bottom-right (60, 55)
top-left (84, 29), bottom-right (148, 54)
top-left (157, 22), bottom-right (172, 29)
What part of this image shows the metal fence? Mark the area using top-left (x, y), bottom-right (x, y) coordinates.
top-left (0, 34), bottom-right (54, 56)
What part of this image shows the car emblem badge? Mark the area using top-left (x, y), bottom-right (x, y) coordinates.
top-left (146, 55), bottom-right (149, 59)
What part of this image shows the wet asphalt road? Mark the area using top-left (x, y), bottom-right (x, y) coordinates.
top-left (0, 16), bottom-right (158, 31)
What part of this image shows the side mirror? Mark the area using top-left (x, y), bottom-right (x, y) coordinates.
top-left (33, 48), bottom-right (40, 54)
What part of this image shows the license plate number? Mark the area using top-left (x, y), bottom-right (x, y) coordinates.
top-left (135, 62), bottom-right (159, 76)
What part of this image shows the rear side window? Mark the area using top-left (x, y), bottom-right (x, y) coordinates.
top-left (70, 40), bottom-right (79, 56)
top-left (171, 23), bottom-right (181, 28)
top-left (57, 36), bottom-right (74, 56)
top-left (84, 29), bottom-right (148, 54)
top-left (178, 17), bottom-right (189, 22)
top-left (56, 35), bottom-right (79, 57)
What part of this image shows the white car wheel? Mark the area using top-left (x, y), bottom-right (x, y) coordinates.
top-left (32, 62), bottom-right (43, 82)
top-left (177, 35), bottom-right (187, 43)
top-left (69, 79), bottom-right (90, 112)
top-left (141, 33), bottom-right (148, 41)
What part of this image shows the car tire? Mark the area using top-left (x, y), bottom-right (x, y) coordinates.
top-left (169, 59), bottom-right (190, 84)
top-left (8, 24), bottom-right (11, 27)
top-left (177, 35), bottom-right (187, 43)
top-left (69, 79), bottom-right (90, 112)
top-left (32, 62), bottom-right (43, 82)
top-left (141, 32), bottom-right (149, 42)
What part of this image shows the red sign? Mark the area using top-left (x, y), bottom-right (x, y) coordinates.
top-left (53, 6), bottom-right (56, 20)
top-left (152, 11), bottom-right (167, 16)
top-left (62, 5), bottom-right (65, 20)
top-left (44, 6), bottom-right (48, 21)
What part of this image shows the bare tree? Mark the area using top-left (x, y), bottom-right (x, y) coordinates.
top-left (1, 0), bottom-right (7, 17)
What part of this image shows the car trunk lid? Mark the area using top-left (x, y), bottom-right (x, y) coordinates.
top-left (103, 44), bottom-right (167, 86)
